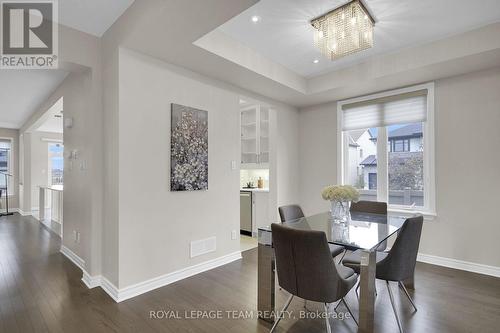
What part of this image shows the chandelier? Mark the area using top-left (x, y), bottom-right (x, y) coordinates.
top-left (311, 0), bottom-right (374, 60)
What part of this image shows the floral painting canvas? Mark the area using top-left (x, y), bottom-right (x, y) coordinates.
top-left (170, 104), bottom-right (208, 191)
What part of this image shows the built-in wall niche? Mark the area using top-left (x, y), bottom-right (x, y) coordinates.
top-left (240, 169), bottom-right (270, 189)
top-left (240, 104), bottom-right (270, 167)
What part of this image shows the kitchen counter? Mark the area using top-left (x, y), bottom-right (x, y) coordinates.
top-left (241, 188), bottom-right (269, 193)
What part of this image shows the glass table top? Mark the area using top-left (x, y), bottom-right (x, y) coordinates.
top-left (258, 211), bottom-right (411, 251)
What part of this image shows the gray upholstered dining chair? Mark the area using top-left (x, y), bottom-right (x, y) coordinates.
top-left (278, 204), bottom-right (345, 258)
top-left (342, 216), bottom-right (424, 333)
top-left (271, 223), bottom-right (359, 333)
top-left (278, 204), bottom-right (305, 222)
top-left (350, 200), bottom-right (388, 252)
top-left (350, 200), bottom-right (387, 215)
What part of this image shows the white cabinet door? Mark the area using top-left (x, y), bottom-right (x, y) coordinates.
top-left (241, 106), bottom-right (258, 165)
top-left (241, 106), bottom-right (270, 168)
top-left (252, 191), bottom-right (269, 236)
top-left (258, 107), bottom-right (270, 164)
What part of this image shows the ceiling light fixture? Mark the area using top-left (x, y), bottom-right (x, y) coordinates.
top-left (311, 0), bottom-right (374, 60)
top-left (313, 59), bottom-right (319, 64)
top-left (251, 15), bottom-right (260, 23)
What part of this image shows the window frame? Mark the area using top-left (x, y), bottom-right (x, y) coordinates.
top-left (337, 83), bottom-right (436, 218)
top-left (0, 137), bottom-right (14, 196)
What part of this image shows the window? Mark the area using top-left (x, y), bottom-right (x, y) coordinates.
top-left (346, 128), bottom-right (377, 201)
top-left (0, 139), bottom-right (13, 195)
top-left (338, 83), bottom-right (435, 215)
top-left (48, 143), bottom-right (64, 186)
top-left (368, 173), bottom-right (377, 190)
top-left (388, 123), bottom-right (424, 207)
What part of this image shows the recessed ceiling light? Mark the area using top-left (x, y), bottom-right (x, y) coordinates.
top-left (251, 15), bottom-right (260, 23)
top-left (313, 59), bottom-right (319, 64)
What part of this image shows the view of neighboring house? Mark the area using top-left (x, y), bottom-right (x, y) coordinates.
top-left (349, 123), bottom-right (424, 206)
top-left (347, 129), bottom-right (377, 186)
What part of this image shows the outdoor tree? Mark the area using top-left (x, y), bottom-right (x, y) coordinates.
top-left (388, 153), bottom-right (424, 190)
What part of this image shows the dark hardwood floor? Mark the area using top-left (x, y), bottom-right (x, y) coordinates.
top-left (1, 213), bottom-right (499, 333)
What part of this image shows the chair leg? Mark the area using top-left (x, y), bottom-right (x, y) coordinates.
top-left (270, 295), bottom-right (294, 333)
top-left (341, 298), bottom-right (358, 326)
top-left (333, 299), bottom-right (341, 312)
top-left (323, 303), bottom-right (332, 333)
top-left (338, 249), bottom-right (347, 263)
top-left (355, 280), bottom-right (377, 299)
top-left (386, 281), bottom-right (404, 333)
top-left (303, 299), bottom-right (313, 312)
top-left (398, 281), bottom-right (418, 312)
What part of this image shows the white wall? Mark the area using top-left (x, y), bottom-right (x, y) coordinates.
top-left (418, 68), bottom-right (500, 267)
top-left (108, 47), bottom-right (301, 289)
top-left (275, 106), bottom-right (300, 218)
top-left (299, 68), bottom-right (500, 268)
top-left (19, 24), bottom-right (103, 277)
top-left (298, 102), bottom-right (338, 215)
top-left (117, 49), bottom-right (241, 288)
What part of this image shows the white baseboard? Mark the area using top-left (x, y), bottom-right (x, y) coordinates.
top-left (60, 245), bottom-right (85, 270)
top-left (117, 251), bottom-right (242, 302)
top-left (417, 253), bottom-right (500, 278)
top-left (100, 276), bottom-right (120, 301)
top-left (80, 251), bottom-right (242, 303)
top-left (18, 209), bottom-right (31, 216)
top-left (82, 271), bottom-right (102, 289)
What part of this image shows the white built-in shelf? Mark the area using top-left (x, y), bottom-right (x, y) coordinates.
top-left (242, 151), bottom-right (257, 154)
top-left (241, 136), bottom-right (256, 140)
top-left (241, 122), bottom-right (256, 127)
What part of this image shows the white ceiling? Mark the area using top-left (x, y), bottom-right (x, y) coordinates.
top-left (0, 1), bottom-right (132, 130)
top-left (0, 70), bottom-right (68, 129)
top-left (59, 0), bottom-right (134, 36)
top-left (35, 98), bottom-right (64, 134)
top-left (218, 0), bottom-right (500, 77)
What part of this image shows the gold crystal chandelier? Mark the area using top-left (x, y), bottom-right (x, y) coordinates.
top-left (311, 0), bottom-right (374, 60)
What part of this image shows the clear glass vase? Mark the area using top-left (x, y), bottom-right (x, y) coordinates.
top-left (330, 201), bottom-right (351, 224)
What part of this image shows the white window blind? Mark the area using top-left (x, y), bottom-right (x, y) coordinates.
top-left (341, 90), bottom-right (428, 131)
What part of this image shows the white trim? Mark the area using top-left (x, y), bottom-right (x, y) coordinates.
top-left (82, 271), bottom-right (101, 289)
top-left (60, 245), bottom-right (85, 270)
top-left (80, 251), bottom-right (242, 303)
top-left (376, 126), bottom-right (388, 201)
top-left (417, 253), bottom-right (500, 278)
top-left (0, 136), bottom-right (14, 196)
top-left (337, 83), bottom-right (436, 215)
top-left (18, 209), bottom-right (31, 216)
top-left (100, 276), bottom-right (120, 301)
top-left (388, 208), bottom-right (436, 221)
top-left (116, 251), bottom-right (242, 302)
top-left (423, 83), bottom-right (436, 214)
top-left (336, 103), bottom-right (344, 185)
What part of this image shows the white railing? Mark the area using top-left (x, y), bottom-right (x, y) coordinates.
top-left (38, 185), bottom-right (63, 236)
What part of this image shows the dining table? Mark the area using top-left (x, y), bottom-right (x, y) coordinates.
top-left (257, 210), bottom-right (413, 333)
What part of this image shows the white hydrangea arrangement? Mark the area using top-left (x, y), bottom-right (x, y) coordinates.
top-left (321, 185), bottom-right (360, 202)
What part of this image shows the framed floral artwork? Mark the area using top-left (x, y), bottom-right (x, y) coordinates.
top-left (170, 104), bottom-right (208, 191)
